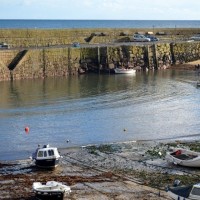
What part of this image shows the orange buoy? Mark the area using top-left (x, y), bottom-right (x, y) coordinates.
top-left (25, 126), bottom-right (30, 133)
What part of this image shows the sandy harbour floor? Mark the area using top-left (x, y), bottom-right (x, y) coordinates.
top-left (1, 140), bottom-right (200, 200)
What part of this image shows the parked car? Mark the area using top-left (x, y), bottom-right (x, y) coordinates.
top-left (72, 42), bottom-right (80, 47)
top-left (132, 34), bottom-right (151, 42)
top-left (145, 35), bottom-right (159, 42)
top-left (189, 34), bottom-right (200, 41)
top-left (0, 42), bottom-right (10, 49)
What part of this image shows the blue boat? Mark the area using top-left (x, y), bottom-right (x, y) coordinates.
top-left (167, 183), bottom-right (200, 200)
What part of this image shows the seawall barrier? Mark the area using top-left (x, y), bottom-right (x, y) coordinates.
top-left (0, 41), bottom-right (200, 81)
top-left (0, 28), bottom-right (200, 81)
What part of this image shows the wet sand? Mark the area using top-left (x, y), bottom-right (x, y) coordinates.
top-left (1, 140), bottom-right (200, 200)
top-left (172, 59), bottom-right (200, 70)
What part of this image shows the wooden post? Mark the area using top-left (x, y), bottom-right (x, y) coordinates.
top-left (68, 47), bottom-right (71, 74)
top-left (10, 71), bottom-right (13, 81)
top-left (145, 45), bottom-right (150, 69)
top-left (153, 44), bottom-right (158, 70)
top-left (43, 49), bottom-right (46, 78)
top-left (97, 46), bottom-right (100, 74)
top-left (170, 42), bottom-right (176, 65)
top-left (106, 46), bottom-right (110, 74)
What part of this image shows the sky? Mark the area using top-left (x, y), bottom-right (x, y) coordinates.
top-left (0, 0), bottom-right (200, 20)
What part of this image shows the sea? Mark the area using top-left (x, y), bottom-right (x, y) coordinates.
top-left (0, 20), bottom-right (200, 161)
top-left (0, 19), bottom-right (200, 29)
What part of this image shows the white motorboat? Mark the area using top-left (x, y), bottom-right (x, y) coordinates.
top-left (32, 144), bottom-right (61, 168)
top-left (167, 182), bottom-right (200, 200)
top-left (33, 181), bottom-right (71, 200)
top-left (165, 148), bottom-right (200, 167)
top-left (114, 68), bottom-right (136, 74)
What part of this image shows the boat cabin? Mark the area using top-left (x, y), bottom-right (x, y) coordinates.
top-left (36, 147), bottom-right (59, 159)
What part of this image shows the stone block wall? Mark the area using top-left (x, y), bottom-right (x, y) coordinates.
top-left (11, 50), bottom-right (43, 80)
top-left (106, 45), bottom-right (146, 69)
top-left (0, 41), bottom-right (200, 81)
top-left (80, 47), bottom-right (98, 72)
top-left (171, 42), bottom-right (200, 64)
top-left (147, 44), bottom-right (172, 70)
top-left (0, 50), bottom-right (19, 80)
top-left (44, 48), bottom-right (69, 77)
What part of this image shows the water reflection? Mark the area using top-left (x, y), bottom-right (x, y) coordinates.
top-left (0, 69), bottom-right (200, 160)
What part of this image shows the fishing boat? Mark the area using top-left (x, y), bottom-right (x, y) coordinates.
top-left (32, 144), bottom-right (61, 169)
top-left (114, 67), bottom-right (136, 74)
top-left (167, 182), bottom-right (200, 200)
top-left (33, 181), bottom-right (71, 200)
top-left (165, 148), bottom-right (200, 167)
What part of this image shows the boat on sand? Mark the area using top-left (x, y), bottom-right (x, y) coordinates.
top-left (165, 148), bottom-right (200, 167)
top-left (33, 181), bottom-right (71, 200)
top-left (32, 144), bottom-right (61, 169)
top-left (167, 182), bottom-right (200, 200)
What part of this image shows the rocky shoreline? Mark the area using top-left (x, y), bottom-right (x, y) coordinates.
top-left (1, 140), bottom-right (200, 199)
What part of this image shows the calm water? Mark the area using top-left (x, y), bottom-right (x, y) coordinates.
top-left (0, 70), bottom-right (200, 161)
top-left (0, 20), bottom-right (200, 29)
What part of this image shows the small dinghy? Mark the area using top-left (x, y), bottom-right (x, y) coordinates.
top-left (167, 182), bottom-right (200, 200)
top-left (165, 148), bottom-right (200, 167)
top-left (32, 144), bottom-right (61, 168)
top-left (33, 181), bottom-right (71, 200)
top-left (114, 67), bottom-right (136, 74)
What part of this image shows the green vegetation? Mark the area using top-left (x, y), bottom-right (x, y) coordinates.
top-left (86, 144), bottom-right (121, 155)
top-left (132, 170), bottom-right (199, 189)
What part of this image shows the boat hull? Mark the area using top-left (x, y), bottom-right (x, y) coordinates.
top-left (35, 192), bottom-right (64, 200)
top-left (35, 158), bottom-right (59, 168)
top-left (167, 190), bottom-right (191, 200)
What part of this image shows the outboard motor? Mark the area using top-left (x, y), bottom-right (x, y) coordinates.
top-left (173, 179), bottom-right (181, 187)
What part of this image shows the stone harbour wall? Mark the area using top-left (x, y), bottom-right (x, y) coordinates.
top-left (1, 28), bottom-right (200, 48)
top-left (0, 41), bottom-right (200, 81)
top-left (171, 42), bottom-right (200, 64)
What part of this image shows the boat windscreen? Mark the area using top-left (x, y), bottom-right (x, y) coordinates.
top-left (48, 150), bottom-right (54, 156)
top-left (37, 151), bottom-right (43, 157)
top-left (191, 187), bottom-right (200, 196)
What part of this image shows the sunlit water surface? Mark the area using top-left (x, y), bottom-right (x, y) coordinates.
top-left (0, 70), bottom-right (200, 160)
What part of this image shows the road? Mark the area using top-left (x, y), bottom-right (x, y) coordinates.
top-left (0, 38), bottom-right (194, 51)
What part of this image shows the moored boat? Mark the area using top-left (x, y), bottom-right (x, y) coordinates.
top-left (114, 68), bottom-right (136, 74)
top-left (167, 182), bottom-right (200, 200)
top-left (165, 148), bottom-right (200, 167)
top-left (33, 181), bottom-right (71, 200)
top-left (32, 144), bottom-right (61, 169)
